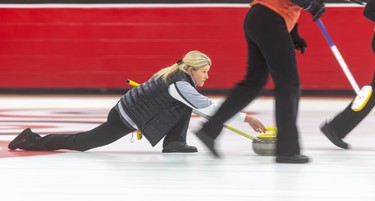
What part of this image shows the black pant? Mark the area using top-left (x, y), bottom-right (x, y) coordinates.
top-left (24, 107), bottom-right (191, 151)
top-left (327, 89), bottom-right (375, 138)
top-left (325, 33), bottom-right (375, 137)
top-left (27, 107), bottom-right (136, 151)
top-left (201, 5), bottom-right (301, 156)
top-left (163, 111), bottom-right (191, 146)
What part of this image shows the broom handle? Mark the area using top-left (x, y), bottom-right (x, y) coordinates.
top-left (316, 19), bottom-right (361, 94)
top-left (345, 0), bottom-right (366, 6)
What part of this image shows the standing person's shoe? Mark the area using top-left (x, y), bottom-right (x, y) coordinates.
top-left (276, 155), bottom-right (310, 164)
top-left (162, 142), bottom-right (198, 153)
top-left (195, 130), bottom-right (220, 158)
top-left (8, 128), bottom-right (40, 150)
top-left (320, 121), bottom-right (349, 149)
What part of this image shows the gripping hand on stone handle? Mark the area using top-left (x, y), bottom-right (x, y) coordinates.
top-left (244, 115), bottom-right (267, 133)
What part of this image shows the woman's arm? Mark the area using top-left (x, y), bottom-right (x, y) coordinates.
top-left (168, 81), bottom-right (266, 132)
top-left (364, 0), bottom-right (375, 22)
top-left (168, 81), bottom-right (244, 121)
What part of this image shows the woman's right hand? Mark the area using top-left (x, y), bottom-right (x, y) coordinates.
top-left (244, 115), bottom-right (267, 133)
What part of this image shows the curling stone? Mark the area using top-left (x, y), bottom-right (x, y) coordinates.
top-left (252, 127), bottom-right (277, 156)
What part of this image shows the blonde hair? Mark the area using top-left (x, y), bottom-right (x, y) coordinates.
top-left (153, 50), bottom-right (211, 82)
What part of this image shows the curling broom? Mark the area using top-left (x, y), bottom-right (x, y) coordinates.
top-left (317, 19), bottom-right (372, 111)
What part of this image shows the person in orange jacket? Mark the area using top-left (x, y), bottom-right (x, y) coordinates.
top-left (196, 0), bottom-right (325, 163)
top-left (320, 0), bottom-right (375, 149)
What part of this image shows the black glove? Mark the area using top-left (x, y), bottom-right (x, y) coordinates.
top-left (290, 24), bottom-right (307, 54)
top-left (305, 0), bottom-right (326, 21)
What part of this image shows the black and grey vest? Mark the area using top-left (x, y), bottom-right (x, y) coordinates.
top-left (117, 70), bottom-right (194, 146)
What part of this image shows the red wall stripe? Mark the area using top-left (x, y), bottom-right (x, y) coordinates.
top-left (0, 6), bottom-right (374, 90)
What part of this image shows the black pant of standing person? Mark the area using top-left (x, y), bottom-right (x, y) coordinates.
top-left (320, 34), bottom-right (375, 149)
top-left (196, 4), bottom-right (311, 163)
top-left (320, 0), bottom-right (375, 149)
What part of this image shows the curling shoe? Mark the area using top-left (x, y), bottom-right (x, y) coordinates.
top-left (8, 128), bottom-right (41, 150)
top-left (195, 130), bottom-right (220, 158)
top-left (162, 142), bottom-right (198, 153)
top-left (276, 154), bottom-right (310, 164)
top-left (320, 121), bottom-right (349, 149)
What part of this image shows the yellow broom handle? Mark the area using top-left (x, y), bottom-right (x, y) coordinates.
top-left (127, 79), bottom-right (139, 87)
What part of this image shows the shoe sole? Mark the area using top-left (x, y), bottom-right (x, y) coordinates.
top-left (276, 157), bottom-right (310, 164)
top-left (162, 150), bottom-right (198, 153)
top-left (8, 129), bottom-right (30, 150)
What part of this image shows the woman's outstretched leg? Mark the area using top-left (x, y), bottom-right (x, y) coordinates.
top-left (8, 107), bottom-right (135, 151)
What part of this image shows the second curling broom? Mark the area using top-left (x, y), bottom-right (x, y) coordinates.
top-left (317, 19), bottom-right (372, 111)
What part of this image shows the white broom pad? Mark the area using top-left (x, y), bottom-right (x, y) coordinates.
top-left (351, 85), bottom-right (373, 112)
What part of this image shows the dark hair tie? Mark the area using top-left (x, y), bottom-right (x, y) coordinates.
top-left (176, 59), bottom-right (183, 65)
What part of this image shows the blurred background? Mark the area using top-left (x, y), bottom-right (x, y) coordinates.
top-left (0, 0), bottom-right (373, 95)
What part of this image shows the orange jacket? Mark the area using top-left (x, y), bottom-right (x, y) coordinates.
top-left (251, 0), bottom-right (302, 32)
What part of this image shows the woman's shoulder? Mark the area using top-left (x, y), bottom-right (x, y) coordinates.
top-left (168, 70), bottom-right (194, 84)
